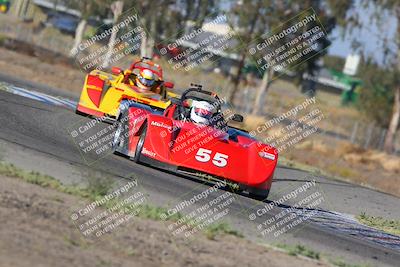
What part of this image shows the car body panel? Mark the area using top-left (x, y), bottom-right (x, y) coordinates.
top-left (118, 102), bottom-right (278, 191)
top-left (76, 59), bottom-right (177, 119)
top-left (141, 115), bottom-right (277, 189)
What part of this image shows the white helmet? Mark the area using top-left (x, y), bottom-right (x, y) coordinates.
top-left (190, 100), bottom-right (214, 125)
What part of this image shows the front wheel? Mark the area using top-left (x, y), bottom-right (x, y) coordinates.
top-left (75, 108), bottom-right (87, 117)
top-left (112, 112), bottom-right (128, 155)
top-left (248, 189), bottom-right (269, 201)
top-left (132, 123), bottom-right (147, 163)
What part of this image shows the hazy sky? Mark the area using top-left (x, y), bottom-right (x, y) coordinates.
top-left (327, 0), bottom-right (397, 65)
top-left (218, 0), bottom-right (396, 64)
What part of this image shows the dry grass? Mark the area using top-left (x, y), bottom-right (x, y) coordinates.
top-left (357, 213), bottom-right (400, 236)
top-left (239, 80), bottom-right (400, 197)
top-left (338, 143), bottom-right (400, 173)
top-left (282, 136), bottom-right (400, 197)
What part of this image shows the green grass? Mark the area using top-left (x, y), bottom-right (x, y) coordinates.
top-left (276, 243), bottom-right (320, 260)
top-left (205, 222), bottom-right (243, 240)
top-left (0, 161), bottom-right (179, 220)
top-left (0, 33), bottom-right (7, 46)
top-left (84, 170), bottom-right (115, 197)
top-left (276, 243), bottom-right (371, 267)
top-left (137, 204), bottom-right (182, 221)
top-left (357, 212), bottom-right (400, 236)
top-left (0, 162), bottom-right (88, 197)
top-left (1, 158), bottom-right (375, 265)
top-left (0, 161), bottom-right (242, 239)
top-left (330, 259), bottom-right (370, 267)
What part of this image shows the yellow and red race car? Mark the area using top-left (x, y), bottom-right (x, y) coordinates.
top-left (0, 0), bottom-right (10, 13)
top-left (76, 58), bottom-right (177, 119)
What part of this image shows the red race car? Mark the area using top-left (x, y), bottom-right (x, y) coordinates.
top-left (112, 85), bottom-right (278, 199)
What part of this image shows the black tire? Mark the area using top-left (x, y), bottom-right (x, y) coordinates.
top-left (75, 108), bottom-right (87, 116)
top-left (132, 123), bottom-right (147, 163)
top-left (248, 189), bottom-right (269, 201)
top-left (112, 112), bottom-right (129, 155)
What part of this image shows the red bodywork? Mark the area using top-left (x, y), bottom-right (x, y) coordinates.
top-left (127, 60), bottom-right (163, 82)
top-left (86, 75), bottom-right (105, 108)
top-left (122, 103), bottom-right (278, 192)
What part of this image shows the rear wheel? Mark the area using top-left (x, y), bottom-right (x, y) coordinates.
top-left (132, 123), bottom-right (147, 163)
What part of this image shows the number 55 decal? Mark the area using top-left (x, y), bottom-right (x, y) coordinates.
top-left (195, 148), bottom-right (229, 167)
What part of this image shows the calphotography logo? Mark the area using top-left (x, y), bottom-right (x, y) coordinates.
top-left (250, 177), bottom-right (326, 239)
top-left (70, 7), bottom-right (145, 71)
top-left (161, 181), bottom-right (239, 239)
top-left (70, 179), bottom-right (146, 240)
top-left (157, 13), bottom-right (238, 73)
top-left (247, 8), bottom-right (330, 77)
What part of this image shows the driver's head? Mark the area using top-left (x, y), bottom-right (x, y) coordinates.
top-left (190, 100), bottom-right (215, 125)
top-left (136, 69), bottom-right (155, 92)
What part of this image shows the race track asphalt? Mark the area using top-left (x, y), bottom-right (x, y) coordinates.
top-left (1, 86), bottom-right (400, 266)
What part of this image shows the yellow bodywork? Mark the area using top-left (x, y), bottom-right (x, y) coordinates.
top-left (77, 69), bottom-right (177, 118)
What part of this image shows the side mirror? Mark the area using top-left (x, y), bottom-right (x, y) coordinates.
top-left (111, 67), bottom-right (123, 75)
top-left (231, 114), bottom-right (244, 122)
top-left (164, 81), bottom-right (174, 88)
